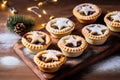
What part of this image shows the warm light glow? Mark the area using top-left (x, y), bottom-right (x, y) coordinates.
top-left (9, 7), bottom-right (17, 15)
top-left (10, 10), bottom-right (15, 14)
top-left (49, 16), bottom-right (55, 20)
top-left (1, 0), bottom-right (7, 8)
top-left (42, 9), bottom-right (47, 15)
top-left (27, 6), bottom-right (39, 10)
top-left (27, 7), bottom-right (31, 11)
top-left (52, 0), bottom-right (58, 2)
top-left (34, 0), bottom-right (38, 1)
top-left (38, 14), bottom-right (42, 18)
top-left (41, 23), bottom-right (46, 27)
top-left (38, 2), bottom-right (43, 6)
top-left (1, 4), bottom-right (5, 7)
top-left (27, 6), bottom-right (41, 18)
top-left (3, 0), bottom-right (7, 4)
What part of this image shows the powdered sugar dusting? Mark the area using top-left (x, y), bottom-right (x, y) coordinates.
top-left (0, 23), bottom-right (8, 32)
top-left (52, 18), bottom-right (73, 30)
top-left (65, 36), bottom-right (77, 46)
top-left (0, 56), bottom-right (21, 68)
top-left (111, 12), bottom-right (120, 22)
top-left (0, 32), bottom-right (20, 52)
top-left (23, 48), bottom-right (34, 59)
top-left (82, 56), bottom-right (120, 80)
top-left (92, 56), bottom-right (120, 72)
top-left (78, 5), bottom-right (94, 15)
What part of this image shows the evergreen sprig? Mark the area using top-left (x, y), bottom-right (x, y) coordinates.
top-left (7, 15), bottom-right (35, 32)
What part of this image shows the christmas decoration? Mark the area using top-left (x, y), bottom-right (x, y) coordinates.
top-left (14, 23), bottom-right (26, 36)
top-left (38, 0), bottom-right (58, 6)
top-left (1, 0), bottom-right (8, 9)
top-left (9, 7), bottom-right (18, 14)
top-left (1, 0), bottom-right (18, 14)
top-left (7, 15), bottom-right (35, 36)
top-left (27, 0), bottom-right (58, 22)
top-left (27, 6), bottom-right (42, 18)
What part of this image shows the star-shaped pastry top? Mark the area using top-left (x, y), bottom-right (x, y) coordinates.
top-left (87, 25), bottom-right (107, 35)
top-left (31, 32), bottom-right (45, 44)
top-left (65, 36), bottom-right (78, 47)
top-left (78, 5), bottom-right (94, 16)
top-left (54, 18), bottom-right (72, 30)
top-left (111, 13), bottom-right (120, 22)
top-left (42, 51), bottom-right (59, 62)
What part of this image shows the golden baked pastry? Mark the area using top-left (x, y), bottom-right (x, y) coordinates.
top-left (73, 3), bottom-right (101, 24)
top-left (21, 31), bottom-right (51, 53)
top-left (34, 50), bottom-right (66, 73)
top-left (46, 17), bottom-right (75, 38)
top-left (58, 35), bottom-right (87, 57)
top-left (82, 24), bottom-right (110, 45)
top-left (104, 11), bottom-right (120, 32)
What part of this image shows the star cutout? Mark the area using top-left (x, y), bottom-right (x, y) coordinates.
top-left (65, 36), bottom-right (77, 46)
top-left (78, 5), bottom-right (94, 15)
top-left (42, 51), bottom-right (59, 62)
top-left (31, 32), bottom-right (45, 44)
top-left (111, 13), bottom-right (120, 22)
top-left (55, 18), bottom-right (72, 30)
top-left (88, 25), bottom-right (107, 35)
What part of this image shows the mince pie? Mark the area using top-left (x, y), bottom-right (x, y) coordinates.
top-left (104, 11), bottom-right (120, 32)
top-left (46, 17), bottom-right (75, 38)
top-left (73, 3), bottom-right (101, 24)
top-left (21, 31), bottom-right (51, 53)
top-left (34, 50), bottom-right (66, 73)
top-left (58, 35), bottom-right (87, 57)
top-left (82, 24), bottom-right (110, 45)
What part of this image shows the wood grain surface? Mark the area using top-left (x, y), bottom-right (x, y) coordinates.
top-left (13, 16), bottom-right (120, 80)
top-left (0, 0), bottom-right (120, 80)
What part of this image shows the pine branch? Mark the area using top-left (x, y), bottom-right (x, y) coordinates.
top-left (7, 15), bottom-right (35, 32)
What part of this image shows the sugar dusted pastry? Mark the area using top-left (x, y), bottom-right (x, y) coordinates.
top-left (104, 11), bottom-right (120, 32)
top-left (46, 17), bottom-right (75, 38)
top-left (82, 24), bottom-right (110, 45)
top-left (58, 35), bottom-right (87, 57)
top-left (34, 50), bottom-right (66, 73)
top-left (21, 31), bottom-right (51, 53)
top-left (73, 3), bottom-right (101, 24)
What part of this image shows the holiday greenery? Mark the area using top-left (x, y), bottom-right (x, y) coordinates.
top-left (7, 15), bottom-right (35, 36)
top-left (14, 23), bottom-right (26, 36)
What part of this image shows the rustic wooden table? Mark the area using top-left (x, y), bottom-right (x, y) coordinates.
top-left (0, 0), bottom-right (120, 80)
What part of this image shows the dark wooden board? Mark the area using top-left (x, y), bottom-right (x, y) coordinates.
top-left (13, 15), bottom-right (120, 80)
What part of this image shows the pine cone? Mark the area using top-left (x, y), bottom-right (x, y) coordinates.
top-left (14, 23), bottom-right (26, 36)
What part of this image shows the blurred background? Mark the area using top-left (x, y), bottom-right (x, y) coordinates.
top-left (0, 0), bottom-right (120, 80)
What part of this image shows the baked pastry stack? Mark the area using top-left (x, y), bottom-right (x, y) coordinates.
top-left (73, 3), bottom-right (101, 24)
top-left (82, 24), bottom-right (110, 45)
top-left (104, 11), bottom-right (120, 32)
top-left (21, 31), bottom-right (51, 53)
top-left (34, 50), bottom-right (66, 73)
top-left (46, 17), bottom-right (75, 38)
